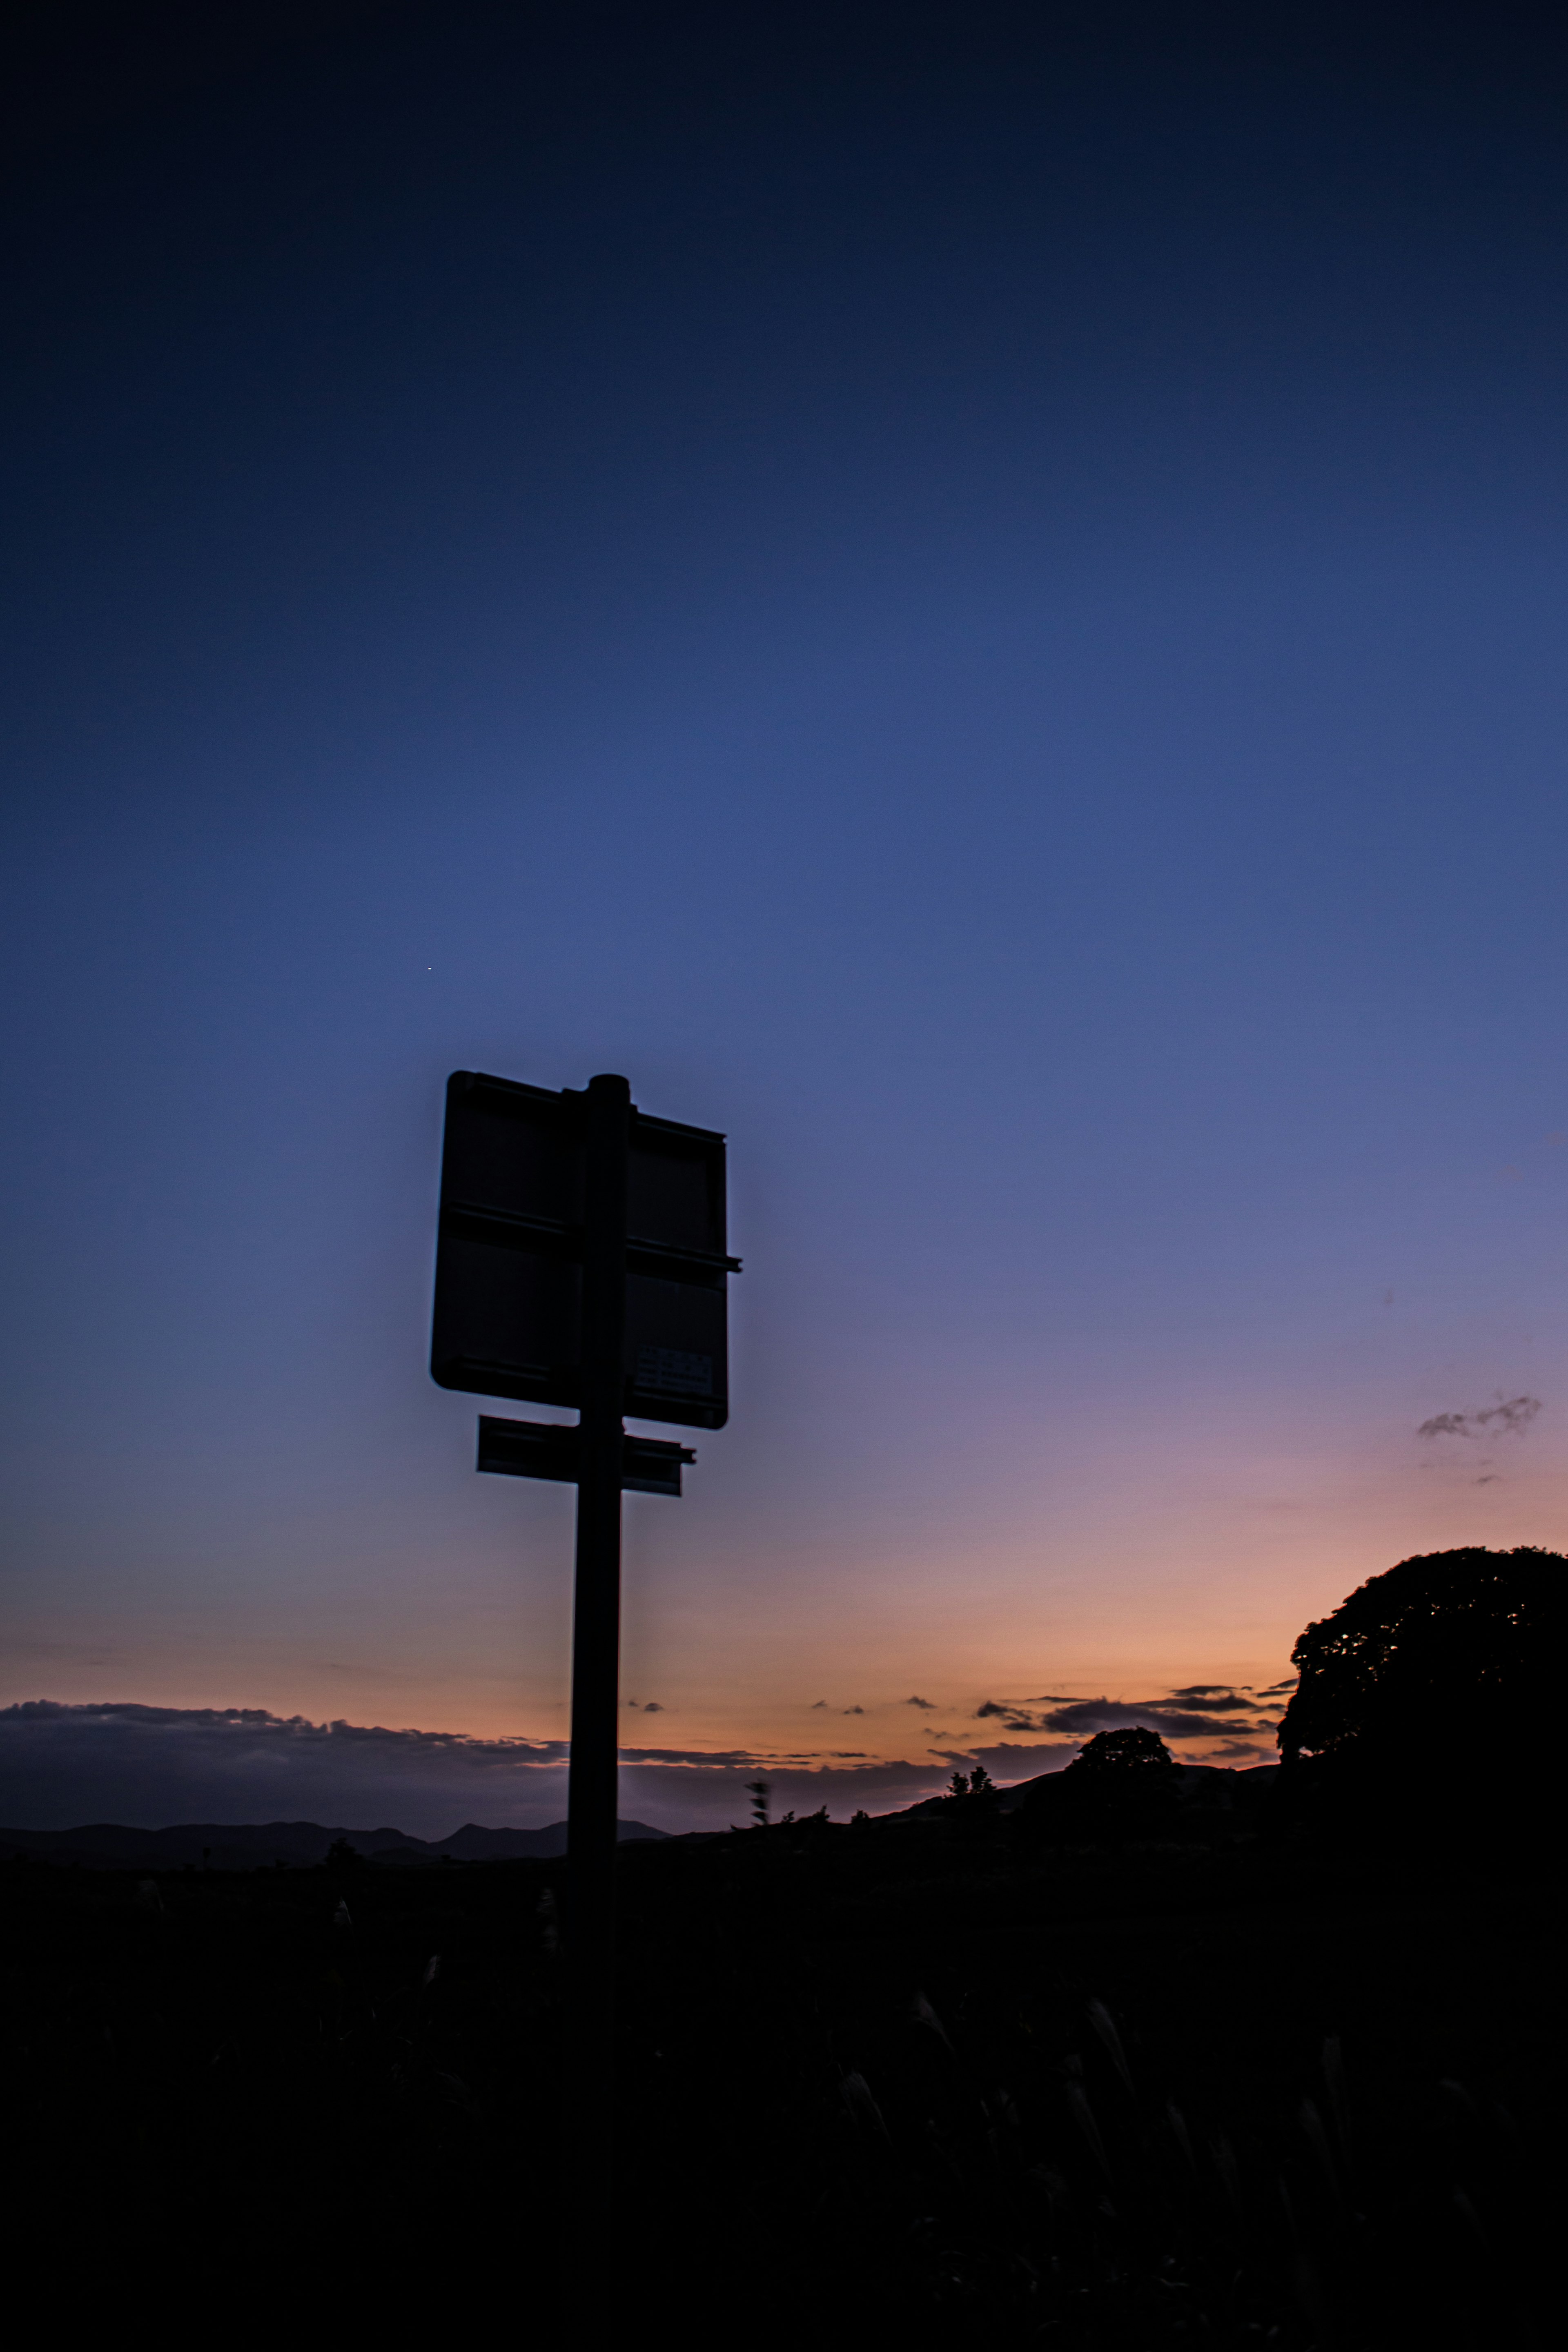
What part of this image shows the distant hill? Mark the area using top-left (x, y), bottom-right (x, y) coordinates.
top-left (0, 1771), bottom-right (1282, 1864)
top-left (0, 1818), bottom-right (668, 1870)
top-left (893, 1762), bottom-right (1279, 1821)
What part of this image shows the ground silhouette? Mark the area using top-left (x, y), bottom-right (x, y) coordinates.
top-left (3, 1550), bottom-right (1559, 2339)
top-left (4, 1749), bottom-right (1555, 2345)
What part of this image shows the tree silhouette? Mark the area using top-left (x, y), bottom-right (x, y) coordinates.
top-left (1068, 1726), bottom-right (1176, 1785)
top-left (1019, 1724), bottom-right (1179, 1844)
top-left (1278, 1544), bottom-right (1561, 1767)
top-left (324, 1836), bottom-right (364, 1878)
top-left (944, 1762), bottom-right (1002, 1840)
top-left (946, 1764), bottom-right (998, 1809)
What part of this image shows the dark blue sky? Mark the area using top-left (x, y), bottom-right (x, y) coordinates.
top-left (3, 4), bottom-right (1566, 1826)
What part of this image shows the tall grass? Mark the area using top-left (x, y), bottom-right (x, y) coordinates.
top-left (0, 1822), bottom-right (1553, 2343)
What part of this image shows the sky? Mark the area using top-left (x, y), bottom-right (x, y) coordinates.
top-left (3, 2), bottom-right (1567, 1833)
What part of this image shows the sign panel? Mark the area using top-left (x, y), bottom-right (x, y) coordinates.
top-left (430, 1071), bottom-right (735, 1428)
top-left (475, 1414), bottom-right (695, 1497)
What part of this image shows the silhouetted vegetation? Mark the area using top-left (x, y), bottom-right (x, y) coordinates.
top-left (1277, 1544), bottom-right (1563, 1842)
top-left (4, 1551), bottom-right (1559, 2336)
top-left (946, 1763), bottom-right (998, 1809)
top-left (325, 1834), bottom-right (365, 1879)
top-left (4, 1775), bottom-right (1555, 2344)
top-left (1019, 1723), bottom-right (1182, 1846)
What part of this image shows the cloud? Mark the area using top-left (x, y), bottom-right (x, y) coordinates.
top-left (0, 1676), bottom-right (1294, 1841)
top-left (931, 1740), bottom-right (1081, 1780)
top-left (974, 1699), bottom-right (1040, 1729)
top-left (811, 1700), bottom-right (829, 1709)
top-left (0, 1701), bottom-right (570, 1840)
top-left (1257, 1679), bottom-right (1298, 1696)
top-left (1418, 1394), bottom-right (1541, 1441)
top-left (842, 1705), bottom-right (865, 1715)
top-left (610, 1751), bottom-right (997, 1826)
top-left (971, 1689), bottom-right (1278, 1740)
top-left (930, 1731), bottom-right (1282, 1782)
top-left (0, 1701), bottom-right (996, 1836)
top-left (1477, 1396), bottom-right (1542, 1433)
top-left (904, 1696), bottom-right (937, 1710)
top-left (1036, 1697), bottom-right (1277, 1740)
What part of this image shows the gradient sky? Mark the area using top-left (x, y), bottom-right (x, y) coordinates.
top-left (4, 3), bottom-right (1568, 1829)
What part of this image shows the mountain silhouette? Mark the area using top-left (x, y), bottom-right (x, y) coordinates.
top-left (0, 1818), bottom-right (668, 1869)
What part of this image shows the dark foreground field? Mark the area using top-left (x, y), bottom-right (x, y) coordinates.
top-left (5, 1810), bottom-right (1557, 2345)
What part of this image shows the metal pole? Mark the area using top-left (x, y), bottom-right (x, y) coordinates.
top-left (565, 1073), bottom-right (630, 2234)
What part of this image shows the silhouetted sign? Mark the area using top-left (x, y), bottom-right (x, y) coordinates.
top-left (430, 1071), bottom-right (736, 1428)
top-left (476, 1414), bottom-right (695, 1497)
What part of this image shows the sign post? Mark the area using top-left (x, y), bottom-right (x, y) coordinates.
top-left (564, 1073), bottom-right (630, 2183)
top-left (428, 1067), bottom-right (735, 2251)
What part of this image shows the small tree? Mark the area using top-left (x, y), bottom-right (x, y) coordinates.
top-left (746, 1779), bottom-right (771, 1829)
top-left (325, 1836), bottom-right (364, 1878)
top-left (945, 1763), bottom-right (1002, 1838)
top-left (1069, 1726), bottom-right (1175, 1785)
top-left (1029, 1725), bottom-right (1180, 1843)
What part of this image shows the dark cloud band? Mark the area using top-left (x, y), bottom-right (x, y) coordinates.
top-left (0, 1700), bottom-right (1045, 1836)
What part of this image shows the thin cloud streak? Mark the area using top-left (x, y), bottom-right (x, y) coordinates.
top-left (973, 1689), bottom-right (1278, 1740)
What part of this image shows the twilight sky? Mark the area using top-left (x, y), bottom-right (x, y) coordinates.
top-left (3, 3), bottom-right (1567, 1831)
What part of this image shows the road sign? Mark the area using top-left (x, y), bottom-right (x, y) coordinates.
top-left (429, 1069), bottom-right (736, 2267)
top-left (430, 1070), bottom-right (736, 1428)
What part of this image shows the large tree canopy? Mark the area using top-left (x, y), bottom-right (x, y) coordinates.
top-left (1277, 1544), bottom-right (1562, 1766)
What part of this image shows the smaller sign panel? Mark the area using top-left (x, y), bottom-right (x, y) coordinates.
top-left (431, 1072), bottom-right (736, 1428)
top-left (476, 1414), bottom-right (695, 1498)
